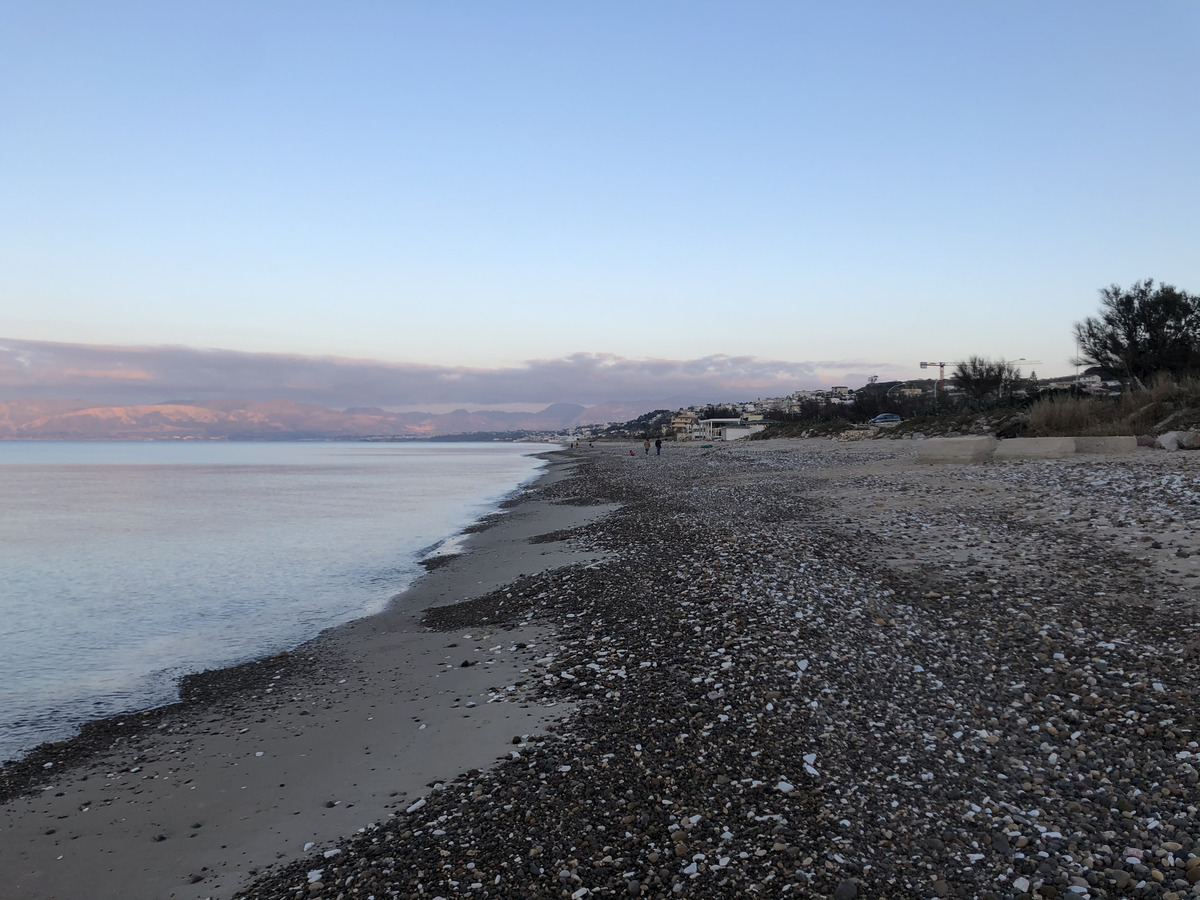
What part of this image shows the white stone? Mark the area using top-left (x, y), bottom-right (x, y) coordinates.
top-left (1156, 431), bottom-right (1182, 451)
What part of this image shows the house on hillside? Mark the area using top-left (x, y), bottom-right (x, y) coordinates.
top-left (670, 410), bottom-right (700, 440)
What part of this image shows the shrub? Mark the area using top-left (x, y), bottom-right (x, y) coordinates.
top-left (1025, 375), bottom-right (1200, 436)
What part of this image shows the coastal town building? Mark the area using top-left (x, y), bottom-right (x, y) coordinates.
top-left (717, 422), bottom-right (770, 441)
top-left (698, 418), bottom-right (742, 441)
top-left (670, 410), bottom-right (700, 440)
top-left (691, 417), bottom-right (770, 441)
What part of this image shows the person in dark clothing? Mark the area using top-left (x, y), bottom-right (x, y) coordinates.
top-left (654, 438), bottom-right (662, 455)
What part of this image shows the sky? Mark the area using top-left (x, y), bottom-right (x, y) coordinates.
top-left (2, 1), bottom-right (1198, 410)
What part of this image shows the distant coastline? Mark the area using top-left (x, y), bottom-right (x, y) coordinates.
top-left (0, 397), bottom-right (639, 441)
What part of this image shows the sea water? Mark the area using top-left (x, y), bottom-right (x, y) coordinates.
top-left (0, 441), bottom-right (555, 762)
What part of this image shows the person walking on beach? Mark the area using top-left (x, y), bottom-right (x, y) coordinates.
top-left (654, 438), bottom-right (662, 456)
top-left (643, 439), bottom-right (651, 455)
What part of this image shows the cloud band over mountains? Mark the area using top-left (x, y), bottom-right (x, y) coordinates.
top-left (0, 338), bottom-right (904, 409)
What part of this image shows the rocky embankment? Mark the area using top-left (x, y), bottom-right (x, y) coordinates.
top-left (236, 441), bottom-right (1200, 900)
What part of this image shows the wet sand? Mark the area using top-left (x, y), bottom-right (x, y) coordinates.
top-left (0, 452), bottom-right (613, 900)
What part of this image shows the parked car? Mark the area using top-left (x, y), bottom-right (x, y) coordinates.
top-left (868, 413), bottom-right (902, 425)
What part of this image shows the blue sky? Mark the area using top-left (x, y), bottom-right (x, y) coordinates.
top-left (2, 1), bottom-right (1198, 406)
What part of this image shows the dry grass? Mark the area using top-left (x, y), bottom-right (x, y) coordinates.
top-left (1025, 375), bottom-right (1200, 436)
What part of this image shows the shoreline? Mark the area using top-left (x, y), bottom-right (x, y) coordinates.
top-left (230, 439), bottom-right (1197, 900)
top-left (5, 440), bottom-right (1199, 900)
top-left (0, 448), bottom-right (562, 780)
top-left (0, 439), bottom-right (561, 768)
top-left (1, 449), bottom-right (616, 900)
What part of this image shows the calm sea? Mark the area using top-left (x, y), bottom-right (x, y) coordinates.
top-left (0, 441), bottom-right (556, 763)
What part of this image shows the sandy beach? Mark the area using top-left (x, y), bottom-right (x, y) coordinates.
top-left (0, 452), bottom-right (612, 899)
top-left (3, 440), bottom-right (1199, 900)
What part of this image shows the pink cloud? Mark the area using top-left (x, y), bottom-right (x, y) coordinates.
top-left (0, 338), bottom-right (908, 408)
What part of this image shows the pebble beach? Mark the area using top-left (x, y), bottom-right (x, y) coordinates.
top-left (4, 439), bottom-right (1200, 900)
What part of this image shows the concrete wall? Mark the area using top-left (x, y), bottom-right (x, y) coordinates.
top-left (918, 434), bottom-right (1143, 463)
top-left (1074, 436), bottom-right (1139, 454)
top-left (917, 436), bottom-right (997, 463)
top-left (992, 437), bottom-right (1078, 460)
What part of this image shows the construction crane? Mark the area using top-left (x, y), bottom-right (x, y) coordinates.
top-left (919, 358), bottom-right (1041, 408)
top-left (918, 360), bottom-right (952, 391)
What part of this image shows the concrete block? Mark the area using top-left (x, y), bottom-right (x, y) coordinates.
top-left (1074, 436), bottom-right (1138, 455)
top-left (993, 437), bottom-right (1077, 459)
top-left (917, 436), bottom-right (997, 463)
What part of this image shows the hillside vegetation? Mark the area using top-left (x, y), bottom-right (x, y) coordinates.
top-left (1024, 375), bottom-right (1200, 437)
top-left (744, 376), bottom-right (1200, 441)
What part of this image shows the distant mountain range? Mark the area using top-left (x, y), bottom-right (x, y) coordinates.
top-left (0, 398), bottom-right (656, 440)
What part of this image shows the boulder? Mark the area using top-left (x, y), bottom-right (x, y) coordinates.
top-left (917, 436), bottom-right (997, 463)
top-left (1179, 431), bottom-right (1200, 450)
top-left (993, 437), bottom-right (1077, 460)
top-left (1156, 432), bottom-right (1182, 451)
top-left (1137, 434), bottom-right (1156, 447)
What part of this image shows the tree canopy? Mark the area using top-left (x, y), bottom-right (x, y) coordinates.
top-left (1074, 279), bottom-right (1200, 387)
top-left (951, 357), bottom-right (1021, 408)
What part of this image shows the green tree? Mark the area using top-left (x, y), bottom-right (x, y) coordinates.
top-left (1073, 279), bottom-right (1200, 388)
top-left (951, 356), bottom-right (1020, 409)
